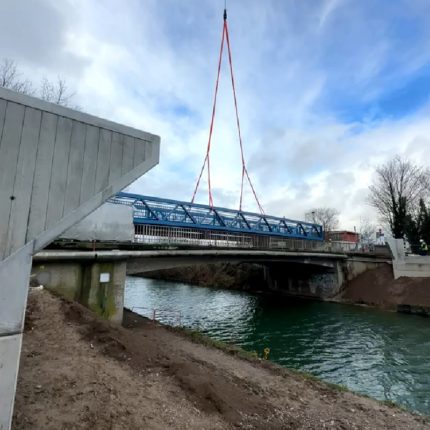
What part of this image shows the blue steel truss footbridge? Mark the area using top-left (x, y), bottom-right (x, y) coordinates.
top-left (109, 192), bottom-right (324, 248)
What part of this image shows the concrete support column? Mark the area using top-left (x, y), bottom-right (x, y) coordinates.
top-left (83, 261), bottom-right (126, 323)
top-left (32, 259), bottom-right (126, 324)
top-left (0, 243), bottom-right (33, 430)
top-left (263, 265), bottom-right (278, 290)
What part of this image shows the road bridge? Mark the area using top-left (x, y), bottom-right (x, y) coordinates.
top-left (32, 249), bottom-right (390, 324)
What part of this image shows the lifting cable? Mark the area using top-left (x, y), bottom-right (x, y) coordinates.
top-left (191, 8), bottom-right (265, 214)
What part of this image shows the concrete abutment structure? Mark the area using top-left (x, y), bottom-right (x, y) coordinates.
top-left (0, 87), bottom-right (160, 429)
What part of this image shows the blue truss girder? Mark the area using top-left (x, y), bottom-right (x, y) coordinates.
top-left (109, 192), bottom-right (324, 241)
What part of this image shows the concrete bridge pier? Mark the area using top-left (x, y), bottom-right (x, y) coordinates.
top-left (32, 259), bottom-right (126, 323)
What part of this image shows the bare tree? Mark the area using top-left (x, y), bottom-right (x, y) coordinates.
top-left (368, 156), bottom-right (430, 238)
top-left (0, 58), bottom-right (33, 94)
top-left (358, 217), bottom-right (376, 244)
top-left (0, 58), bottom-right (17, 87)
top-left (305, 207), bottom-right (340, 232)
top-left (40, 77), bottom-right (75, 107)
top-left (0, 58), bottom-right (75, 107)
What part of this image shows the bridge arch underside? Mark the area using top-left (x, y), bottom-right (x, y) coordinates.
top-left (126, 256), bottom-right (343, 300)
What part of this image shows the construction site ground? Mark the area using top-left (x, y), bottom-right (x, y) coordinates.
top-left (12, 289), bottom-right (430, 429)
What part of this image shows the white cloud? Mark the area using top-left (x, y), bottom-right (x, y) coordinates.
top-left (2, 0), bottom-right (430, 232)
top-left (318, 0), bottom-right (342, 30)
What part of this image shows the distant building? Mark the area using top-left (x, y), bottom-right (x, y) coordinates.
top-left (325, 230), bottom-right (360, 252)
top-left (326, 230), bottom-right (359, 243)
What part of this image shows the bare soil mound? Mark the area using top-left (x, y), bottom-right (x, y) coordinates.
top-left (341, 264), bottom-right (430, 309)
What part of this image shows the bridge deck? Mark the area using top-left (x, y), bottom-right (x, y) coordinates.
top-left (34, 249), bottom-right (348, 261)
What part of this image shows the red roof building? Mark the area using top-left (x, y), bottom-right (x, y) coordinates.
top-left (326, 230), bottom-right (359, 243)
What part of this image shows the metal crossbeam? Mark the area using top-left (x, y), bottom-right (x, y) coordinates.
top-left (109, 192), bottom-right (324, 241)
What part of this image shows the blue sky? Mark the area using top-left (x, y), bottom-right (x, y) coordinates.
top-left (1, 0), bottom-right (430, 229)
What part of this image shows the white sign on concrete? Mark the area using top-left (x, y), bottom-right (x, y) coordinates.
top-left (100, 273), bottom-right (111, 283)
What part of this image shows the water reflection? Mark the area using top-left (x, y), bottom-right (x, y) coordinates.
top-left (125, 276), bottom-right (430, 415)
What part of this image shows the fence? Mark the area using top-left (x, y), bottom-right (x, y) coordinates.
top-left (133, 225), bottom-right (387, 256)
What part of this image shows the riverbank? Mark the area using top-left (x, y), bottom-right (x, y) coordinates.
top-left (13, 289), bottom-right (429, 429)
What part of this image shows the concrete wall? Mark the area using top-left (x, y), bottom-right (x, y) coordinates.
top-left (0, 87), bottom-right (159, 260)
top-left (32, 260), bottom-right (126, 324)
top-left (387, 238), bottom-right (430, 279)
top-left (0, 87), bottom-right (160, 430)
top-left (60, 202), bottom-right (134, 242)
top-left (392, 256), bottom-right (430, 278)
top-left (31, 262), bottom-right (83, 301)
top-left (342, 257), bottom-right (388, 282)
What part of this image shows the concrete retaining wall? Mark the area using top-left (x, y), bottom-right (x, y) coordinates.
top-left (31, 262), bottom-right (83, 301)
top-left (392, 257), bottom-right (430, 278)
top-left (387, 238), bottom-right (430, 279)
top-left (343, 258), bottom-right (388, 282)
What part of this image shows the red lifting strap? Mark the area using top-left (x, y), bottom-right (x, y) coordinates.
top-left (191, 9), bottom-right (265, 214)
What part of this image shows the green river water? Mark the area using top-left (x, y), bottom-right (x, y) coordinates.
top-left (125, 276), bottom-right (430, 415)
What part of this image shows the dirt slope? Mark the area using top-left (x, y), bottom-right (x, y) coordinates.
top-left (13, 289), bottom-right (429, 429)
top-left (341, 264), bottom-right (430, 309)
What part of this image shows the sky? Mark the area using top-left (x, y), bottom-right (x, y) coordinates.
top-left (1, 0), bottom-right (430, 230)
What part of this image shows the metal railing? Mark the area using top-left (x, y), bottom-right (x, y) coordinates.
top-left (134, 224), bottom-right (324, 252)
top-left (131, 225), bottom-right (387, 256)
